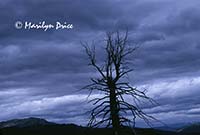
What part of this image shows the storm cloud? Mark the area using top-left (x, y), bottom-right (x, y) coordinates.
top-left (0, 0), bottom-right (199, 127)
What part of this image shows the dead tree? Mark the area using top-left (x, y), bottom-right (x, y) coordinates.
top-left (83, 31), bottom-right (156, 135)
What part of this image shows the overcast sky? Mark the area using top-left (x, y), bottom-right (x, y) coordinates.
top-left (0, 0), bottom-right (200, 127)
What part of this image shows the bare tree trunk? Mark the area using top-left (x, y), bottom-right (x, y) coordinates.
top-left (108, 80), bottom-right (120, 135)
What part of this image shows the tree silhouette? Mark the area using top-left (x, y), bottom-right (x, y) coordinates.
top-left (83, 31), bottom-right (156, 135)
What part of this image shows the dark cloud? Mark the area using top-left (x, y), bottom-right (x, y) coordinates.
top-left (0, 0), bottom-right (199, 127)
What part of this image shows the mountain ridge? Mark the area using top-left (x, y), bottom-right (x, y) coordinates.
top-left (177, 122), bottom-right (200, 133)
top-left (0, 117), bottom-right (199, 135)
top-left (0, 117), bottom-right (55, 128)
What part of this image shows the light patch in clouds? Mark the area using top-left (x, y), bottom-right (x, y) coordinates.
top-left (0, 88), bottom-right (28, 96)
top-left (136, 76), bottom-right (200, 125)
top-left (143, 76), bottom-right (200, 98)
top-left (0, 93), bottom-right (105, 122)
top-left (187, 107), bottom-right (200, 115)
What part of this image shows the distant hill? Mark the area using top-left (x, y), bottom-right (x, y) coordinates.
top-left (0, 117), bottom-right (199, 135)
top-left (0, 117), bottom-right (55, 128)
top-left (154, 123), bottom-right (190, 131)
top-left (0, 118), bottom-right (84, 135)
top-left (177, 122), bottom-right (200, 135)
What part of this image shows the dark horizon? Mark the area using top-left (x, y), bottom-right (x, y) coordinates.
top-left (0, 0), bottom-right (200, 127)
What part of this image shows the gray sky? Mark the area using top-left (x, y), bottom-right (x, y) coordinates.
top-left (0, 0), bottom-right (200, 127)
